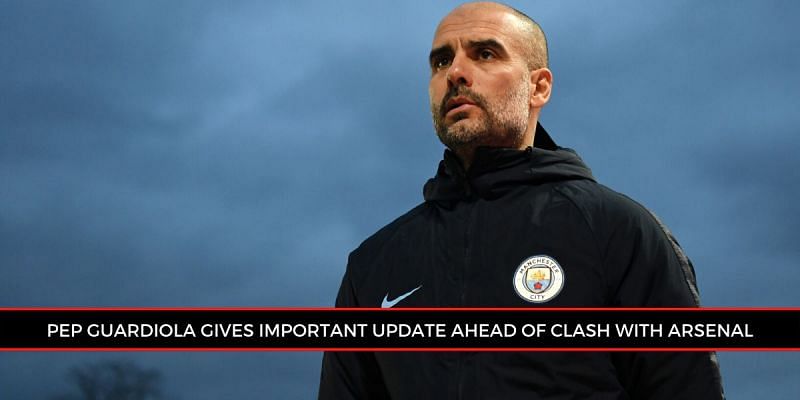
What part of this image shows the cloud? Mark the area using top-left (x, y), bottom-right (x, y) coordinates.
top-left (2, 0), bottom-right (799, 398)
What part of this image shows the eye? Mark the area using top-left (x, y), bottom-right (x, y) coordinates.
top-left (433, 57), bottom-right (451, 70)
top-left (478, 49), bottom-right (495, 60)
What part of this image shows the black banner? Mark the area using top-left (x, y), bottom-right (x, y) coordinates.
top-left (1, 308), bottom-right (798, 350)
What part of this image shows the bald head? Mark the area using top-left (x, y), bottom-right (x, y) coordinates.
top-left (439, 2), bottom-right (548, 70)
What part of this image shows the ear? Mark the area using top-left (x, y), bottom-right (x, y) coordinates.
top-left (529, 68), bottom-right (553, 108)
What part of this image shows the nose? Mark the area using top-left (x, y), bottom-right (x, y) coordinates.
top-left (446, 52), bottom-right (473, 88)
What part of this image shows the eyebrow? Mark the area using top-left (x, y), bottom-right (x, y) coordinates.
top-left (428, 38), bottom-right (509, 67)
top-left (466, 38), bottom-right (507, 54)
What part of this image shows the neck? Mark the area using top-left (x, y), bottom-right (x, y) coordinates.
top-left (451, 121), bottom-right (538, 171)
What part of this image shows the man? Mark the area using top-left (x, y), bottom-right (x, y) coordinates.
top-left (319, 2), bottom-right (725, 399)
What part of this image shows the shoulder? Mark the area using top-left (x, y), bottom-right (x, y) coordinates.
top-left (552, 179), bottom-right (685, 268)
top-left (345, 202), bottom-right (431, 283)
top-left (552, 180), bottom-right (662, 235)
top-left (352, 202), bottom-right (429, 256)
top-left (554, 181), bottom-right (700, 305)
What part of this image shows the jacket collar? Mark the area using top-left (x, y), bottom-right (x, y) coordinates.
top-left (423, 123), bottom-right (595, 201)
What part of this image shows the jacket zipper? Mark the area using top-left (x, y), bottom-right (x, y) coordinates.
top-left (457, 198), bottom-right (478, 400)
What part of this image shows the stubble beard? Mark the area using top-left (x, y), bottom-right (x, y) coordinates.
top-left (431, 80), bottom-right (531, 155)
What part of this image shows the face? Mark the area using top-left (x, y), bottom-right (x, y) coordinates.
top-left (429, 6), bottom-right (533, 153)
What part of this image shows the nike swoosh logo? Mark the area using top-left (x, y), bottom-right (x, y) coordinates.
top-left (381, 285), bottom-right (422, 308)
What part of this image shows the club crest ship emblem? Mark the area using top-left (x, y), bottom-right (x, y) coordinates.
top-left (513, 255), bottom-right (564, 303)
top-left (526, 267), bottom-right (551, 293)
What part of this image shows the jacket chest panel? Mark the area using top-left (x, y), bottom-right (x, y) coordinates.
top-left (461, 195), bottom-right (606, 307)
top-left (366, 192), bottom-right (607, 308)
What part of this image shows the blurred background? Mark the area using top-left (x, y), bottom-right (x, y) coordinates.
top-left (1, 0), bottom-right (798, 398)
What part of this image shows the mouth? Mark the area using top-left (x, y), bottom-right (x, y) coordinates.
top-left (444, 96), bottom-right (478, 116)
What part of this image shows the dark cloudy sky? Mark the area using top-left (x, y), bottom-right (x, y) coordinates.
top-left (2, 1), bottom-right (798, 398)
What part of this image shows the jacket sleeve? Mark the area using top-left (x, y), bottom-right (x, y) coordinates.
top-left (599, 194), bottom-right (725, 400)
top-left (318, 264), bottom-right (391, 400)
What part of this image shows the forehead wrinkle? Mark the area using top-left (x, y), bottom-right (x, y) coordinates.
top-left (433, 11), bottom-right (528, 54)
top-left (435, 19), bottom-right (508, 40)
top-left (432, 24), bottom-right (510, 50)
top-left (435, 8), bottom-right (525, 35)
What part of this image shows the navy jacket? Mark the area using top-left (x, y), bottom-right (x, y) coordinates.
top-left (319, 124), bottom-right (725, 399)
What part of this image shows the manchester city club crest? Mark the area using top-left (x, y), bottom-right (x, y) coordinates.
top-left (513, 255), bottom-right (564, 303)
